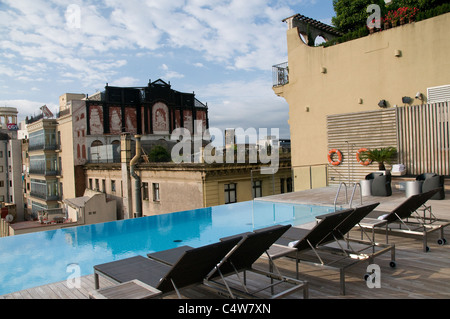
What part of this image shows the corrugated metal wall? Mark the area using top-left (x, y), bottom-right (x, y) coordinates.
top-left (327, 108), bottom-right (398, 185)
top-left (397, 102), bottom-right (449, 175)
top-left (327, 102), bottom-right (450, 185)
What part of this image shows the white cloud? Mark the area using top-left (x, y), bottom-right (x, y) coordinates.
top-left (0, 100), bottom-right (59, 123)
top-left (0, 0), bottom-right (314, 134)
top-left (197, 77), bottom-right (290, 137)
top-left (159, 64), bottom-right (185, 80)
top-left (0, 0), bottom-right (295, 86)
top-left (109, 76), bottom-right (140, 87)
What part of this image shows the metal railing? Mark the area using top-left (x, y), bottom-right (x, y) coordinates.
top-left (334, 182), bottom-right (348, 211)
top-left (30, 192), bottom-right (61, 201)
top-left (272, 62), bottom-right (289, 87)
top-left (334, 181), bottom-right (363, 210)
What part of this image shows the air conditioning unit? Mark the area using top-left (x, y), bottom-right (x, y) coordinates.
top-left (427, 84), bottom-right (450, 103)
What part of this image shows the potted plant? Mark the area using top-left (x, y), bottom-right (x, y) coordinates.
top-left (358, 147), bottom-right (397, 171)
top-left (383, 17), bottom-right (390, 30)
top-left (408, 7), bottom-right (419, 23)
top-left (385, 10), bottom-right (399, 27)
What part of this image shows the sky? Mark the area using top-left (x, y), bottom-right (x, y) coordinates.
top-left (0, 0), bottom-right (336, 139)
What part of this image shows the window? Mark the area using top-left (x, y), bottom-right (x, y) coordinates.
top-left (280, 178), bottom-right (285, 194)
top-left (91, 140), bottom-right (103, 147)
top-left (102, 179), bottom-right (106, 193)
top-left (95, 179), bottom-right (99, 191)
top-left (153, 183), bottom-right (160, 202)
top-left (111, 180), bottom-right (116, 193)
top-left (89, 178), bottom-right (93, 190)
top-left (252, 180), bottom-right (262, 198)
top-left (0, 181), bottom-right (3, 187)
top-left (142, 182), bottom-right (149, 200)
top-left (287, 178), bottom-right (293, 193)
top-left (224, 183), bottom-right (237, 204)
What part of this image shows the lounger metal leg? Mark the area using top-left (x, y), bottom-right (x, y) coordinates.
top-left (423, 228), bottom-right (428, 252)
top-left (269, 260), bottom-right (274, 295)
top-left (171, 279), bottom-right (182, 299)
top-left (386, 224), bottom-right (389, 244)
top-left (94, 273), bottom-right (99, 289)
top-left (391, 245), bottom-right (396, 263)
top-left (340, 269), bottom-right (345, 295)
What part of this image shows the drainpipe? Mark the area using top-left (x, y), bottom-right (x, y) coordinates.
top-left (130, 135), bottom-right (142, 218)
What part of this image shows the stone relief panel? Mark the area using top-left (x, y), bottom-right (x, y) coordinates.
top-left (152, 102), bottom-right (170, 134)
top-left (125, 107), bottom-right (138, 135)
top-left (89, 105), bottom-right (104, 135)
top-left (109, 106), bottom-right (122, 134)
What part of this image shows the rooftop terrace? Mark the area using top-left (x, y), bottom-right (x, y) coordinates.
top-left (1, 186), bottom-right (449, 299)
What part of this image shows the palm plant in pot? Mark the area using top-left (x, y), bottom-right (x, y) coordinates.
top-left (359, 147), bottom-right (397, 170)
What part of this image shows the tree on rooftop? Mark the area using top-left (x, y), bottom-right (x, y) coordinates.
top-left (392, 0), bottom-right (448, 11)
top-left (332, 0), bottom-right (387, 33)
top-left (148, 145), bottom-right (171, 162)
top-left (332, 0), bottom-right (449, 34)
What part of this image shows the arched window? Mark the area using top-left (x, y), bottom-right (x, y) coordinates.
top-left (315, 35), bottom-right (326, 46)
top-left (91, 140), bottom-right (103, 147)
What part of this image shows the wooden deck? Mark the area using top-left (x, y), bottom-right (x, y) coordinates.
top-left (2, 187), bottom-right (450, 299)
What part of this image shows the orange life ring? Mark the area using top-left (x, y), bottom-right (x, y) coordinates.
top-left (327, 149), bottom-right (343, 166)
top-left (356, 148), bottom-right (372, 166)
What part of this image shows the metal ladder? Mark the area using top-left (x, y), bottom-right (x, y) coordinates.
top-left (334, 182), bottom-right (363, 211)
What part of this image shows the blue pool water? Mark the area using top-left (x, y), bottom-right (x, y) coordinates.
top-left (0, 200), bottom-right (336, 296)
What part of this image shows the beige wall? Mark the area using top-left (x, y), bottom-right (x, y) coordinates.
top-left (85, 163), bottom-right (293, 218)
top-left (204, 168), bottom-right (292, 206)
top-left (139, 168), bottom-right (204, 216)
top-left (58, 114), bottom-right (77, 200)
top-left (84, 166), bottom-right (205, 217)
top-left (84, 166), bottom-right (123, 218)
top-left (80, 191), bottom-right (116, 225)
top-left (276, 13), bottom-right (450, 171)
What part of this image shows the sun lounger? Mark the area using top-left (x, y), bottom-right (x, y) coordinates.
top-left (93, 236), bottom-right (242, 298)
top-left (359, 188), bottom-right (449, 252)
top-left (267, 204), bottom-right (396, 295)
top-left (148, 224), bottom-right (309, 299)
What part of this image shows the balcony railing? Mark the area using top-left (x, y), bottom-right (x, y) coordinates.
top-left (28, 144), bottom-right (58, 152)
top-left (272, 62), bottom-right (289, 87)
top-left (30, 192), bottom-right (61, 201)
top-left (29, 169), bottom-right (59, 176)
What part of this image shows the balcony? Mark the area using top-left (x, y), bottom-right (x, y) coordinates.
top-left (29, 169), bottom-right (59, 176)
top-left (28, 144), bottom-right (58, 152)
top-left (272, 62), bottom-right (289, 87)
top-left (30, 192), bottom-right (61, 201)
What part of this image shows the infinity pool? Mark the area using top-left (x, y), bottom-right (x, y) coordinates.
top-left (0, 200), bottom-right (336, 296)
